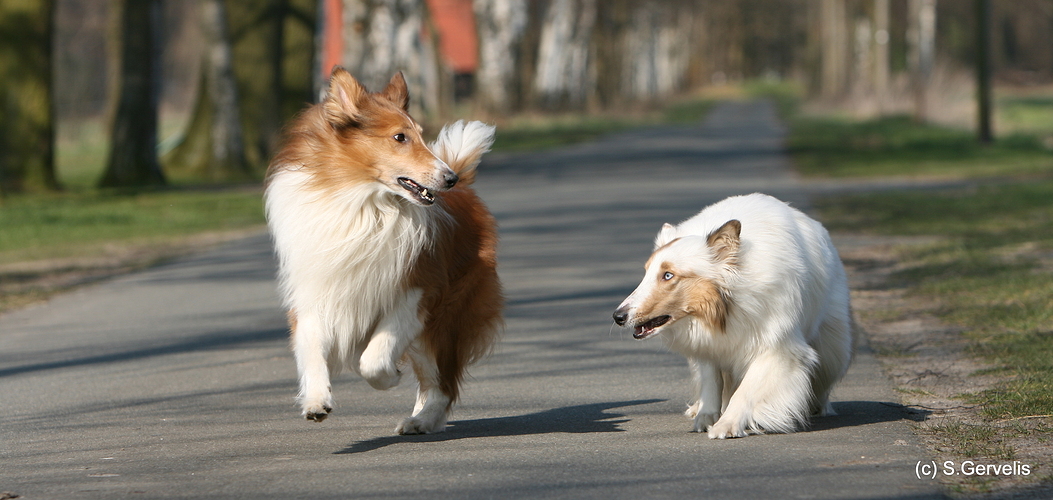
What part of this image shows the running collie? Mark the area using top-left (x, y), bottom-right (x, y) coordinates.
top-left (613, 193), bottom-right (854, 439)
top-left (265, 68), bottom-right (502, 435)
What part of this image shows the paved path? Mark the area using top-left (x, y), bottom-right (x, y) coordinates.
top-left (1, 101), bottom-right (946, 499)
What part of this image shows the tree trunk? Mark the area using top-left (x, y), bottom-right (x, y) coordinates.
top-left (164, 0), bottom-right (252, 182)
top-left (622, 0), bottom-right (693, 102)
top-left (340, 0), bottom-right (439, 119)
top-left (820, 0), bottom-right (847, 100)
top-left (533, 0), bottom-right (596, 110)
top-left (976, 0), bottom-right (993, 143)
top-left (908, 0), bottom-right (936, 122)
top-left (873, 0), bottom-right (889, 112)
top-left (473, 0), bottom-right (527, 115)
top-left (0, 0), bottom-right (58, 195)
top-left (100, 0), bottom-right (166, 188)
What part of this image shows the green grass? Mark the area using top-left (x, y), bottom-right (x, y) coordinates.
top-left (789, 114), bottom-right (1053, 178)
top-left (998, 95), bottom-right (1053, 136)
top-left (818, 181), bottom-right (1053, 421)
top-left (0, 188), bottom-right (265, 265)
top-left (797, 89), bottom-right (1053, 424)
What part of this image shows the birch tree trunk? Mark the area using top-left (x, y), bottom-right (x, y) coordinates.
top-left (0, 0), bottom-right (58, 194)
top-left (473, 0), bottom-right (526, 115)
top-left (533, 0), bottom-right (596, 110)
top-left (340, 0), bottom-right (439, 119)
top-left (622, 0), bottom-right (693, 102)
top-left (164, 0), bottom-right (252, 181)
top-left (820, 0), bottom-right (847, 99)
top-left (908, 0), bottom-right (936, 122)
top-left (873, 0), bottom-right (889, 112)
top-left (100, 0), bottom-right (166, 188)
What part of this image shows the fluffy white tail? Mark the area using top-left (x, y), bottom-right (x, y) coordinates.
top-left (430, 120), bottom-right (495, 186)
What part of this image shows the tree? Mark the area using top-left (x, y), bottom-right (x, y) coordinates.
top-left (819, 0), bottom-right (848, 100)
top-left (340, 0), bottom-right (440, 119)
top-left (908, 0), bottom-right (936, 122)
top-left (99, 0), bottom-right (166, 188)
top-left (227, 0), bottom-right (317, 166)
top-left (533, 0), bottom-right (596, 110)
top-left (473, 0), bottom-right (527, 115)
top-left (0, 0), bottom-right (58, 195)
top-left (164, 0), bottom-right (251, 181)
top-left (975, 0), bottom-right (993, 143)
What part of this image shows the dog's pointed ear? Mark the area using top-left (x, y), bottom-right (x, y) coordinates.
top-left (655, 223), bottom-right (677, 249)
top-left (706, 220), bottom-right (741, 264)
top-left (382, 72), bottom-right (410, 111)
top-left (324, 67), bottom-right (365, 125)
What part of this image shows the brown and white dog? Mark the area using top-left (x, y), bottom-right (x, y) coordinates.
top-left (614, 193), bottom-right (854, 438)
top-left (265, 67), bottom-right (502, 434)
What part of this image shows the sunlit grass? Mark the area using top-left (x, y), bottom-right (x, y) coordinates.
top-left (812, 160), bottom-right (1053, 421)
top-left (0, 188), bottom-right (265, 265)
top-left (789, 114), bottom-right (1053, 178)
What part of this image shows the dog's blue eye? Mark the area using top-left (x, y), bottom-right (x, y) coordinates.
top-left (393, 133), bottom-right (407, 143)
top-left (663, 272), bottom-right (674, 281)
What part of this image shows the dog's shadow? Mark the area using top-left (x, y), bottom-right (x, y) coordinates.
top-left (334, 399), bottom-right (663, 454)
top-left (808, 400), bottom-right (931, 432)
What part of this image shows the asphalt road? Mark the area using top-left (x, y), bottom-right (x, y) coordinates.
top-left (1, 101), bottom-right (946, 499)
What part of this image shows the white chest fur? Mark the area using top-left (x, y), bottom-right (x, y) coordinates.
top-left (265, 170), bottom-right (444, 341)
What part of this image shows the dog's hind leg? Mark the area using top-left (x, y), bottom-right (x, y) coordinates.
top-left (395, 341), bottom-right (450, 435)
top-left (358, 289), bottom-right (422, 390)
top-left (809, 312), bottom-right (854, 416)
top-left (684, 358), bottom-right (723, 432)
top-left (291, 310), bottom-right (335, 422)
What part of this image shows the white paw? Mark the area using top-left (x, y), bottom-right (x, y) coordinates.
top-left (684, 401), bottom-right (701, 419)
top-left (395, 415), bottom-right (447, 435)
top-left (707, 418), bottom-right (747, 439)
top-left (301, 400), bottom-right (333, 422)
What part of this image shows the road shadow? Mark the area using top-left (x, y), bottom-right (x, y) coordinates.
top-left (334, 399), bottom-right (664, 455)
top-left (0, 325), bottom-right (287, 378)
top-left (807, 400), bottom-right (931, 433)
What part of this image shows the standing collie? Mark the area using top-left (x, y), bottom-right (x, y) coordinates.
top-left (613, 193), bottom-right (854, 439)
top-left (265, 68), bottom-right (502, 435)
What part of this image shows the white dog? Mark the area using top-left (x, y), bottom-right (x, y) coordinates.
top-left (613, 193), bottom-right (854, 439)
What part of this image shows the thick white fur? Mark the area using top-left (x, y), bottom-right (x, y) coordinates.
top-left (619, 193), bottom-right (854, 439)
top-left (265, 120), bottom-right (494, 434)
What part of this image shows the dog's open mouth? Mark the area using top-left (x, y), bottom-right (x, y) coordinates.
top-left (397, 177), bottom-right (435, 205)
top-left (633, 315), bottom-right (670, 339)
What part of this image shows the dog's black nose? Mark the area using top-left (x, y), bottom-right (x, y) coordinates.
top-left (443, 171), bottom-right (459, 189)
top-left (613, 309), bottom-right (628, 326)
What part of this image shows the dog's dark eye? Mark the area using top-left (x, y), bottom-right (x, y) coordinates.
top-left (393, 133), bottom-right (407, 143)
top-left (663, 272), bottom-right (674, 281)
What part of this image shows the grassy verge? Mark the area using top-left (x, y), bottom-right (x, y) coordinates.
top-left (789, 115), bottom-right (1053, 178)
top-left (796, 96), bottom-right (1053, 490)
top-left (0, 187), bottom-right (266, 265)
top-left (0, 187), bottom-right (266, 313)
top-left (816, 182), bottom-right (1053, 421)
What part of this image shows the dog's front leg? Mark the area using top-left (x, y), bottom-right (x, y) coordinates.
top-left (708, 346), bottom-right (815, 439)
top-left (685, 358), bottom-right (722, 432)
top-left (358, 289), bottom-right (423, 390)
top-left (291, 311), bottom-right (334, 421)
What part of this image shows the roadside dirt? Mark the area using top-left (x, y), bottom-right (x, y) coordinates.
top-left (836, 234), bottom-right (1052, 498)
